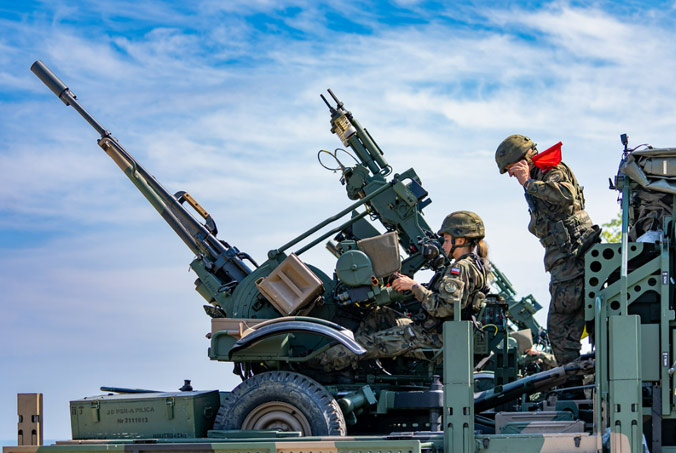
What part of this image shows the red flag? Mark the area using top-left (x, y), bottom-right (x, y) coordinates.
top-left (532, 141), bottom-right (562, 172)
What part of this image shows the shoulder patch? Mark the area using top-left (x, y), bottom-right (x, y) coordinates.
top-left (450, 267), bottom-right (461, 275)
top-left (443, 281), bottom-right (458, 294)
top-left (544, 167), bottom-right (564, 183)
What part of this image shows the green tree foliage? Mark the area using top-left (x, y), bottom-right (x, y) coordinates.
top-left (601, 212), bottom-right (622, 243)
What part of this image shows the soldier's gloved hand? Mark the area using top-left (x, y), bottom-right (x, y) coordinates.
top-left (507, 159), bottom-right (530, 186)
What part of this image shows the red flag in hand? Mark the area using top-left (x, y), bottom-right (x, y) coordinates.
top-left (532, 141), bottom-right (562, 172)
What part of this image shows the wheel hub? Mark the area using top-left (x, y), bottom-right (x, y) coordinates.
top-left (241, 401), bottom-right (312, 434)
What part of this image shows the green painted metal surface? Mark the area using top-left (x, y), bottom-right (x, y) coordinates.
top-left (70, 391), bottom-right (220, 440)
top-left (443, 321), bottom-right (474, 453)
top-left (608, 316), bottom-right (643, 451)
top-left (641, 324), bottom-right (660, 382)
top-left (3, 439), bottom-right (425, 453)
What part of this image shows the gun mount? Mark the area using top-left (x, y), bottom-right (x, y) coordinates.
top-left (31, 60), bottom-right (561, 439)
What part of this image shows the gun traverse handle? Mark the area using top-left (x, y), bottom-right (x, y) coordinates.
top-left (30, 60), bottom-right (108, 137)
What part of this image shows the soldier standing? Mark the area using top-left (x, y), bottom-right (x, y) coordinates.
top-left (316, 211), bottom-right (489, 371)
top-left (495, 135), bottom-right (599, 392)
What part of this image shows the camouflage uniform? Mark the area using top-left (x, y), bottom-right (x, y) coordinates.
top-left (524, 162), bottom-right (596, 365)
top-left (318, 253), bottom-right (488, 371)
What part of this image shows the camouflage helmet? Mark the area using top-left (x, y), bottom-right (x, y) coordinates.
top-left (495, 134), bottom-right (535, 174)
top-left (438, 211), bottom-right (485, 240)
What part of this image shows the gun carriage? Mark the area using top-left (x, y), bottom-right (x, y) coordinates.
top-left (24, 61), bottom-right (676, 452)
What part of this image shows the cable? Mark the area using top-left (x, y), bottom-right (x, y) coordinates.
top-left (317, 148), bottom-right (360, 172)
top-left (482, 324), bottom-right (499, 335)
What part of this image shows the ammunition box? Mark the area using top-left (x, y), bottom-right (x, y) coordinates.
top-left (256, 253), bottom-right (323, 315)
top-left (70, 390), bottom-right (220, 440)
top-left (211, 318), bottom-right (265, 339)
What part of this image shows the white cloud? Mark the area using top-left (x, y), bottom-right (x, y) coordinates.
top-left (3, 0), bottom-right (676, 442)
top-left (500, 5), bottom-right (640, 62)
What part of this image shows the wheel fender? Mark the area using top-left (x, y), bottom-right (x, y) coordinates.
top-left (228, 318), bottom-right (366, 359)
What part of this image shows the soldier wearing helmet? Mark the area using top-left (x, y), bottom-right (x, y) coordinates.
top-left (316, 211), bottom-right (489, 371)
top-left (392, 210), bottom-right (488, 322)
top-left (496, 134), bottom-right (600, 389)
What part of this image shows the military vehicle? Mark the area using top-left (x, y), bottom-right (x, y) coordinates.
top-left (4, 60), bottom-right (675, 452)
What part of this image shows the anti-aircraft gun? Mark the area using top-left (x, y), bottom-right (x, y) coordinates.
top-left (31, 60), bottom-right (564, 438)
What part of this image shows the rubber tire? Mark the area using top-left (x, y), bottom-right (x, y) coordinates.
top-left (214, 371), bottom-right (346, 436)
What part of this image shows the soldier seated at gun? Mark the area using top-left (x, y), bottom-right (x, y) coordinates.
top-left (315, 211), bottom-right (490, 371)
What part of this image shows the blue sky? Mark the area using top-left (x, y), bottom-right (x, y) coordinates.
top-left (3, 0), bottom-right (676, 443)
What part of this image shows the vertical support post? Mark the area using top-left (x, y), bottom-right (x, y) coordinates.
top-left (619, 183), bottom-right (630, 315)
top-left (443, 320), bottom-right (473, 453)
top-left (608, 315), bottom-right (642, 453)
top-left (672, 329), bottom-right (676, 416)
top-left (17, 393), bottom-right (43, 446)
top-left (652, 384), bottom-right (662, 453)
top-left (661, 196), bottom-right (676, 415)
top-left (594, 296), bottom-right (606, 444)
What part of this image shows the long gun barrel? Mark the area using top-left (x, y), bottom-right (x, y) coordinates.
top-left (474, 353), bottom-right (595, 413)
top-left (319, 89), bottom-right (438, 275)
top-left (31, 60), bottom-right (252, 292)
top-left (321, 89), bottom-right (390, 176)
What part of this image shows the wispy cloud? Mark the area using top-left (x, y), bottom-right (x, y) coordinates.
top-left (2, 0), bottom-right (676, 441)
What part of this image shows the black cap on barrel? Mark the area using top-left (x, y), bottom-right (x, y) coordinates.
top-left (30, 60), bottom-right (71, 105)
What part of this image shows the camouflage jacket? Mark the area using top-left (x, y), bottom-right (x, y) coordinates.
top-left (411, 253), bottom-right (488, 329)
top-left (524, 162), bottom-right (594, 281)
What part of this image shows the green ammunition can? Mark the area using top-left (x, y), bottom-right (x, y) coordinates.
top-left (70, 390), bottom-right (221, 440)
